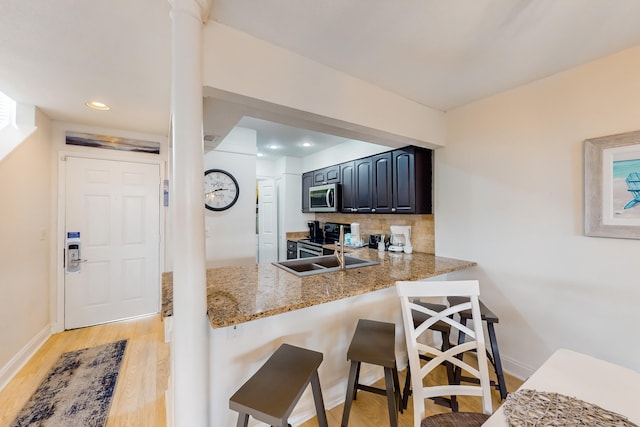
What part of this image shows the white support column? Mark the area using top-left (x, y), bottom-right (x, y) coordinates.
top-left (170, 0), bottom-right (211, 426)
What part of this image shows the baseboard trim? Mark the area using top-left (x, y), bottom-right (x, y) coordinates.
top-left (0, 325), bottom-right (51, 392)
top-left (501, 353), bottom-right (535, 381)
top-left (163, 316), bottom-right (173, 344)
top-left (165, 334), bottom-right (174, 427)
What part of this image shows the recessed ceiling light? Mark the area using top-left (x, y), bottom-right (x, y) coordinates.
top-left (257, 153), bottom-right (264, 157)
top-left (302, 142), bottom-right (312, 147)
top-left (85, 101), bottom-right (111, 111)
top-left (268, 144), bottom-right (279, 150)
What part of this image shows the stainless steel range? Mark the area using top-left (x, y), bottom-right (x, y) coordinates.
top-left (296, 222), bottom-right (351, 258)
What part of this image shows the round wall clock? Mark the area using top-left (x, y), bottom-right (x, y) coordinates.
top-left (204, 169), bottom-right (240, 211)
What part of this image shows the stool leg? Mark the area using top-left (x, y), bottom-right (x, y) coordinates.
top-left (352, 361), bottom-right (361, 400)
top-left (341, 361), bottom-right (359, 427)
top-left (235, 413), bottom-right (249, 427)
top-left (392, 366), bottom-right (403, 414)
top-left (487, 322), bottom-right (508, 400)
top-left (441, 330), bottom-right (458, 412)
top-left (401, 364), bottom-right (411, 410)
top-left (383, 367), bottom-right (398, 427)
top-left (310, 370), bottom-right (329, 427)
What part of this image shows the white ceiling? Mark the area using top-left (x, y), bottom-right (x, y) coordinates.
top-left (238, 116), bottom-right (350, 159)
top-left (2, 0), bottom-right (640, 156)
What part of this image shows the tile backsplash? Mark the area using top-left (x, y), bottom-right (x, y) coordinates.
top-left (315, 213), bottom-right (435, 254)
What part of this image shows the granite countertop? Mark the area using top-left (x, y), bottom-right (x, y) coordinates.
top-left (162, 248), bottom-right (476, 329)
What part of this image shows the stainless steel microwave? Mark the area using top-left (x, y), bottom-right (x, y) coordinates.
top-left (309, 183), bottom-right (339, 212)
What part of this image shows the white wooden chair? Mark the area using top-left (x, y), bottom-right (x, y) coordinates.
top-left (396, 280), bottom-right (492, 427)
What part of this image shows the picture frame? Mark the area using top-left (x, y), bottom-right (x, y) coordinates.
top-left (65, 131), bottom-right (160, 154)
top-left (584, 130), bottom-right (640, 239)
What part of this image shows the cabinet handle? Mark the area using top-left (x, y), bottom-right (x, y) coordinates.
top-left (392, 207), bottom-right (396, 212)
top-left (372, 208), bottom-right (376, 212)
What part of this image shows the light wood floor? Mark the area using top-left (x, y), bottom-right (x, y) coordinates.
top-left (0, 315), bottom-right (523, 427)
top-left (0, 314), bottom-right (170, 427)
top-left (301, 362), bottom-right (524, 427)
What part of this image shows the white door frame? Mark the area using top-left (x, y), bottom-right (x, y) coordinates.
top-left (53, 150), bottom-right (166, 333)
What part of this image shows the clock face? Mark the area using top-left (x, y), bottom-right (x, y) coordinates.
top-left (204, 169), bottom-right (239, 211)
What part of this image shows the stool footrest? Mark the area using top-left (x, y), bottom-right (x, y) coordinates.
top-left (357, 383), bottom-right (389, 397)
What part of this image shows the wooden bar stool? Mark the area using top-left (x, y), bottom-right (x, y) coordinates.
top-left (229, 343), bottom-right (328, 427)
top-left (341, 319), bottom-right (403, 427)
top-left (448, 296), bottom-right (508, 400)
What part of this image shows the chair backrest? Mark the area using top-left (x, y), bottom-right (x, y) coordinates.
top-left (396, 280), bottom-right (492, 426)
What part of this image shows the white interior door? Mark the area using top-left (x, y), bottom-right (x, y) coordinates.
top-left (258, 179), bottom-right (278, 263)
top-left (65, 157), bottom-right (160, 329)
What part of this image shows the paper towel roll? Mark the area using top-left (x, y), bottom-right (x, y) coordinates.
top-left (350, 222), bottom-right (360, 245)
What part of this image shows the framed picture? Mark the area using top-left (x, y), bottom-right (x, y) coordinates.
top-left (584, 130), bottom-right (640, 239)
top-left (65, 131), bottom-right (160, 154)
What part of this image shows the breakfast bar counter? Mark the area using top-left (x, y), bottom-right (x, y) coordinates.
top-left (161, 248), bottom-right (476, 328)
top-left (163, 249), bottom-right (476, 426)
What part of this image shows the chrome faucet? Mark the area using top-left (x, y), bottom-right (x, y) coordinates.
top-left (335, 225), bottom-right (346, 270)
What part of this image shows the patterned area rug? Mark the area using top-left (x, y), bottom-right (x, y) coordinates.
top-left (11, 340), bottom-right (128, 427)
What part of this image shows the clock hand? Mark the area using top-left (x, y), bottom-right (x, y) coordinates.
top-left (205, 189), bottom-right (228, 196)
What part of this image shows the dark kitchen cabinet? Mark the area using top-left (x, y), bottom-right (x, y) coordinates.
top-left (312, 165), bottom-right (340, 185)
top-left (301, 172), bottom-right (313, 213)
top-left (286, 240), bottom-right (297, 259)
top-left (371, 152), bottom-right (393, 213)
top-left (354, 158), bottom-right (373, 213)
top-left (340, 158), bottom-right (373, 213)
top-left (392, 146), bottom-right (432, 214)
top-left (302, 145), bottom-right (432, 214)
top-left (341, 153), bottom-right (394, 214)
top-left (339, 161), bottom-right (356, 212)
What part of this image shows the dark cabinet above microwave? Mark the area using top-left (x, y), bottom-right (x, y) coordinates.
top-left (301, 145), bottom-right (432, 214)
top-left (313, 165), bottom-right (340, 185)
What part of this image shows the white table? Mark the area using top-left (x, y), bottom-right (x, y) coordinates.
top-left (483, 348), bottom-right (640, 426)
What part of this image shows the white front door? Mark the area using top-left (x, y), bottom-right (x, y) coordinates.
top-left (64, 157), bottom-right (160, 329)
top-left (258, 179), bottom-right (278, 263)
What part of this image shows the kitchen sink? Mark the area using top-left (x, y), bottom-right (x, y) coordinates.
top-left (273, 255), bottom-right (379, 277)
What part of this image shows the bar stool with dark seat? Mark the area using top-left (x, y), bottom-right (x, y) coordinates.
top-left (341, 319), bottom-right (403, 427)
top-left (448, 296), bottom-right (508, 400)
top-left (229, 343), bottom-right (328, 427)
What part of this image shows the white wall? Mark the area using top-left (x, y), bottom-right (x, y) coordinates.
top-left (202, 22), bottom-right (446, 148)
top-left (256, 157), bottom-right (277, 178)
top-left (204, 127), bottom-right (257, 267)
top-left (0, 108), bottom-right (51, 388)
top-left (438, 45), bottom-right (640, 376)
top-left (272, 157), bottom-right (313, 259)
top-left (302, 139), bottom-right (392, 172)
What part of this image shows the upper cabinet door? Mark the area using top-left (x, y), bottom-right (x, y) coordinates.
top-left (313, 165), bottom-right (340, 185)
top-left (354, 158), bottom-right (373, 213)
top-left (393, 146), bottom-right (432, 214)
top-left (371, 152), bottom-right (393, 213)
top-left (340, 161), bottom-right (356, 212)
top-left (302, 172), bottom-right (313, 212)
top-left (393, 149), bottom-right (415, 213)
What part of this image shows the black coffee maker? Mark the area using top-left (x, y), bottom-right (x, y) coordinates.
top-left (307, 220), bottom-right (321, 241)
